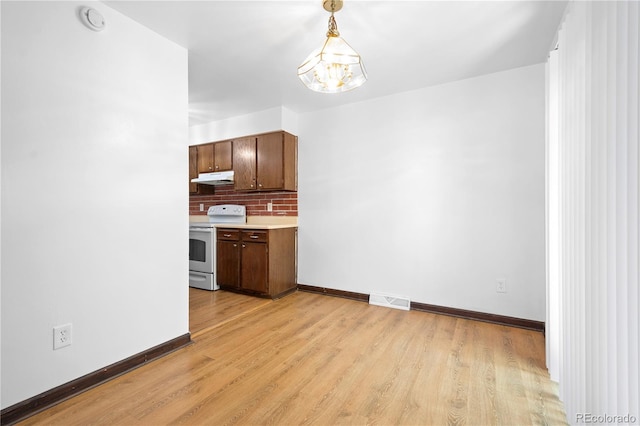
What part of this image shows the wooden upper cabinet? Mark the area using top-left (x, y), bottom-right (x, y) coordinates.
top-left (189, 131), bottom-right (297, 194)
top-left (232, 137), bottom-right (258, 190)
top-left (197, 143), bottom-right (215, 173)
top-left (232, 131), bottom-right (297, 192)
top-left (272, 131), bottom-right (297, 191)
top-left (256, 132), bottom-right (284, 190)
top-left (197, 141), bottom-right (233, 174)
top-left (189, 146), bottom-right (199, 193)
top-left (214, 141), bottom-right (233, 171)
top-left (190, 145), bottom-right (216, 195)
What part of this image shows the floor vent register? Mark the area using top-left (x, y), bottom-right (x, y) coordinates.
top-left (369, 292), bottom-right (411, 311)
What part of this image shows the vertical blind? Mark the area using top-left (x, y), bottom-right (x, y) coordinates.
top-left (547, 1), bottom-right (639, 423)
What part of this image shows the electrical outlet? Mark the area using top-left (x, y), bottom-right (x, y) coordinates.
top-left (199, 203), bottom-right (205, 212)
top-left (53, 323), bottom-right (72, 350)
top-left (267, 202), bottom-right (273, 212)
top-left (496, 279), bottom-right (507, 293)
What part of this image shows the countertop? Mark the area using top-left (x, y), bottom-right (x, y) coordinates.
top-left (213, 223), bottom-right (297, 230)
top-left (189, 215), bottom-right (297, 230)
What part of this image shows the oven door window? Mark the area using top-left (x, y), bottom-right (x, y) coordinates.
top-left (189, 227), bottom-right (214, 274)
top-left (189, 238), bottom-right (207, 263)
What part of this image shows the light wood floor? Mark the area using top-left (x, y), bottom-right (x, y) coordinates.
top-left (20, 289), bottom-right (568, 425)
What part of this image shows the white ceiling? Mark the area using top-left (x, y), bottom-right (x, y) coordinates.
top-left (104, 0), bottom-right (567, 126)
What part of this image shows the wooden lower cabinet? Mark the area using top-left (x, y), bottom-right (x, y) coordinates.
top-left (216, 232), bottom-right (241, 289)
top-left (240, 241), bottom-right (268, 293)
top-left (216, 227), bottom-right (297, 298)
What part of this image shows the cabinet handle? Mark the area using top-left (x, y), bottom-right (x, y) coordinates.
top-left (242, 244), bottom-right (246, 248)
top-left (233, 244), bottom-right (237, 247)
top-left (249, 235), bottom-right (259, 239)
top-left (223, 234), bottom-right (232, 237)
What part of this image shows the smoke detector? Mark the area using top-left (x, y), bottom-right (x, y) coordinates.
top-left (80, 7), bottom-right (105, 32)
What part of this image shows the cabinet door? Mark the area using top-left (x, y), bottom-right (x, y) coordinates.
top-left (214, 141), bottom-right (233, 171)
top-left (241, 242), bottom-right (268, 293)
top-left (189, 146), bottom-right (199, 194)
top-left (197, 143), bottom-right (215, 173)
top-left (256, 132), bottom-right (284, 190)
top-left (232, 137), bottom-right (257, 190)
top-left (189, 146), bottom-right (215, 195)
top-left (217, 240), bottom-right (240, 288)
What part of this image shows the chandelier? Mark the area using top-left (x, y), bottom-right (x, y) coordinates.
top-left (297, 0), bottom-right (367, 93)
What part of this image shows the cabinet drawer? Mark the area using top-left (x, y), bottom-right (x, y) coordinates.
top-left (241, 230), bottom-right (267, 243)
top-left (217, 229), bottom-right (240, 241)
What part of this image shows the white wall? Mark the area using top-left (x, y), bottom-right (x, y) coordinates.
top-left (189, 106), bottom-right (298, 144)
top-left (1, 1), bottom-right (188, 408)
top-left (298, 64), bottom-right (546, 321)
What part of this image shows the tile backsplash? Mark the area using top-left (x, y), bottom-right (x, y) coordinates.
top-left (189, 184), bottom-right (297, 216)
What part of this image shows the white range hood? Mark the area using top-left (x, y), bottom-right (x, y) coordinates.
top-left (190, 170), bottom-right (234, 186)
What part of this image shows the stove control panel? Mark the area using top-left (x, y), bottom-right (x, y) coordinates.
top-left (208, 204), bottom-right (246, 216)
top-left (207, 204), bottom-right (247, 223)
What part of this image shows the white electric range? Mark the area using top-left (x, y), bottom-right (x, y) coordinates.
top-left (188, 204), bottom-right (246, 290)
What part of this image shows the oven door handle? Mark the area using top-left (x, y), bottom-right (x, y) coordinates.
top-left (189, 228), bottom-right (214, 235)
